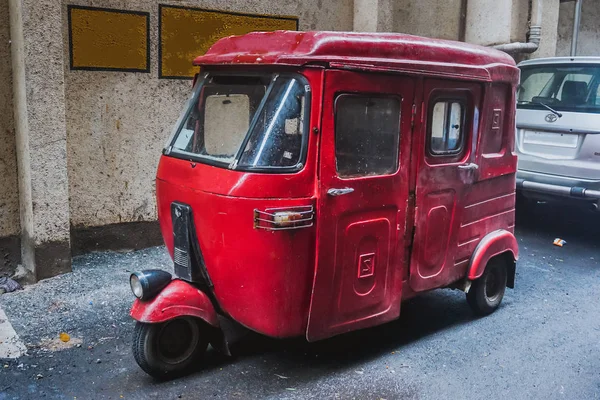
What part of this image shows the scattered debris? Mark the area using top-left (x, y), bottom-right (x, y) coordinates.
top-left (37, 336), bottom-right (83, 352)
top-left (36, 373), bottom-right (43, 380)
top-left (553, 238), bottom-right (566, 247)
top-left (0, 277), bottom-right (22, 294)
top-left (95, 359), bottom-right (102, 364)
top-left (274, 374), bottom-right (288, 379)
top-left (11, 265), bottom-right (28, 281)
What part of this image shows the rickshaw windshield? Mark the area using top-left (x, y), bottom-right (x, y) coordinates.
top-left (167, 73), bottom-right (309, 171)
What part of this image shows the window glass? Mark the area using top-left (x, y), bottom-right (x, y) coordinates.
top-left (169, 74), bottom-right (309, 170)
top-left (171, 75), bottom-right (268, 164)
top-left (430, 100), bottom-right (464, 155)
top-left (556, 73), bottom-right (592, 101)
top-left (238, 77), bottom-right (306, 168)
top-left (518, 65), bottom-right (600, 113)
top-left (335, 95), bottom-right (401, 177)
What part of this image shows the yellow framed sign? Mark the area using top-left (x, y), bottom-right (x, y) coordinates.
top-left (159, 5), bottom-right (298, 79)
top-left (68, 5), bottom-right (150, 72)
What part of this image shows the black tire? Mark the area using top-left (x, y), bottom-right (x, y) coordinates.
top-left (466, 257), bottom-right (507, 316)
top-left (132, 317), bottom-right (209, 379)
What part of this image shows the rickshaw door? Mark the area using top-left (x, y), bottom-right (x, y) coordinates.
top-left (409, 79), bottom-right (481, 292)
top-left (307, 70), bottom-right (415, 342)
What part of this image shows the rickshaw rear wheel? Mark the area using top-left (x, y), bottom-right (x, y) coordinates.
top-left (466, 257), bottom-right (507, 316)
top-left (133, 317), bottom-right (209, 379)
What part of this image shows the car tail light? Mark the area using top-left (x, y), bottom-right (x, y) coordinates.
top-left (254, 206), bottom-right (314, 230)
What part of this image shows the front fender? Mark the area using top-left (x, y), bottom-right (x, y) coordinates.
top-left (468, 230), bottom-right (518, 282)
top-left (130, 279), bottom-right (219, 327)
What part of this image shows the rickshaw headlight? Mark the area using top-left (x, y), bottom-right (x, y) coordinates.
top-left (130, 274), bottom-right (144, 298)
top-left (129, 270), bottom-right (172, 301)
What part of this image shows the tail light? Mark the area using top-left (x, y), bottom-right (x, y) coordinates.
top-left (254, 206), bottom-right (314, 230)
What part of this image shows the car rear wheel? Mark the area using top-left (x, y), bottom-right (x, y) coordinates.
top-left (133, 317), bottom-right (208, 379)
top-left (466, 257), bottom-right (507, 316)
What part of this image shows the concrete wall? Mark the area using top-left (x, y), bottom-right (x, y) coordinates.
top-left (465, 0), bottom-right (529, 46)
top-left (0, 0), bottom-right (21, 274)
top-left (63, 0), bottom-right (353, 230)
top-left (10, 0), bottom-right (72, 281)
top-left (395, 0), bottom-right (463, 40)
top-left (557, 0), bottom-right (600, 56)
top-left (529, 0), bottom-right (560, 59)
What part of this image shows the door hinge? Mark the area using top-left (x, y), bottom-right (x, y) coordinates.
top-left (404, 193), bottom-right (417, 247)
top-left (410, 103), bottom-right (417, 128)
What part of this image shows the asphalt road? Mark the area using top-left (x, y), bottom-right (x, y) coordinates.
top-left (1, 203), bottom-right (599, 400)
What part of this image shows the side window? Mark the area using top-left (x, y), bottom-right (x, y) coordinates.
top-left (429, 99), bottom-right (465, 155)
top-left (334, 95), bottom-right (401, 178)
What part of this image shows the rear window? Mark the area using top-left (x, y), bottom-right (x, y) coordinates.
top-left (429, 100), bottom-right (465, 155)
top-left (518, 64), bottom-right (600, 113)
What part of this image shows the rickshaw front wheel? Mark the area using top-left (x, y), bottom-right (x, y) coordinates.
top-left (133, 317), bottom-right (209, 379)
top-left (466, 257), bottom-right (507, 316)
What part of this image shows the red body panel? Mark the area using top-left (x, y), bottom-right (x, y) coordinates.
top-left (468, 230), bottom-right (519, 280)
top-left (130, 280), bottom-right (219, 326)
top-left (140, 31), bottom-right (520, 342)
top-left (155, 68), bottom-right (323, 338)
top-left (409, 76), bottom-right (518, 293)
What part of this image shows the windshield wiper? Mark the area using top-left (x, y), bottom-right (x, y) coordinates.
top-left (538, 102), bottom-right (563, 118)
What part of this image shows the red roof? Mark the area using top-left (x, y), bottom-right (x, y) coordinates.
top-left (193, 31), bottom-right (517, 81)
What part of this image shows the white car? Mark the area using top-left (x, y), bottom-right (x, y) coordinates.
top-left (516, 57), bottom-right (600, 209)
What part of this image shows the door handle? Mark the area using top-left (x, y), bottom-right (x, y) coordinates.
top-left (327, 187), bottom-right (354, 196)
top-left (458, 163), bottom-right (479, 171)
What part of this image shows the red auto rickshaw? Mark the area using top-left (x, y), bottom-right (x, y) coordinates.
top-left (129, 31), bottom-right (520, 378)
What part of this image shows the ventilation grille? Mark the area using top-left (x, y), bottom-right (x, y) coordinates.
top-left (174, 247), bottom-right (190, 269)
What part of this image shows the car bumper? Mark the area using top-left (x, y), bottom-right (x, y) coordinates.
top-left (517, 177), bottom-right (600, 201)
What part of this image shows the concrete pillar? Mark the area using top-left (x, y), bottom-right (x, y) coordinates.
top-left (465, 0), bottom-right (514, 46)
top-left (353, 0), bottom-right (394, 32)
top-left (9, 0), bottom-right (71, 281)
top-left (395, 0), bottom-right (463, 41)
top-left (0, 0), bottom-right (21, 277)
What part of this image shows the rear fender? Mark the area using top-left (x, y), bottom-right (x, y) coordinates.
top-left (468, 230), bottom-right (518, 288)
top-left (130, 279), bottom-right (219, 327)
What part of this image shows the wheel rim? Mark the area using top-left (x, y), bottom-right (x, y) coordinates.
top-left (484, 265), bottom-right (503, 302)
top-left (156, 318), bottom-right (200, 365)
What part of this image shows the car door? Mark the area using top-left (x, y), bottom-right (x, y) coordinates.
top-left (306, 70), bottom-right (415, 341)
